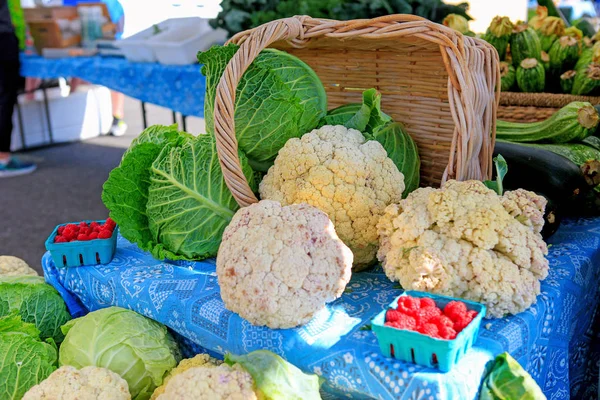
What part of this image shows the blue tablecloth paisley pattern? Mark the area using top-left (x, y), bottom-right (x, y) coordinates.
top-left (20, 55), bottom-right (207, 118)
top-left (42, 217), bottom-right (600, 399)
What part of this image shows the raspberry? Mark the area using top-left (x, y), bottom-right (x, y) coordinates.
top-left (386, 309), bottom-right (401, 323)
top-left (89, 232), bottom-right (99, 240)
top-left (417, 323), bottom-right (439, 338)
top-left (453, 316), bottom-right (472, 333)
top-left (77, 234), bottom-right (90, 241)
top-left (467, 310), bottom-right (478, 320)
top-left (397, 296), bottom-right (420, 315)
top-left (430, 315), bottom-right (454, 329)
top-left (106, 217), bottom-right (116, 226)
top-left (415, 307), bottom-right (442, 325)
top-left (79, 222), bottom-right (88, 228)
top-left (419, 297), bottom-right (436, 309)
top-left (66, 224), bottom-right (79, 231)
top-left (90, 221), bottom-right (100, 228)
top-left (386, 314), bottom-right (417, 331)
top-left (79, 227), bottom-right (90, 236)
top-left (54, 235), bottom-right (67, 243)
top-left (63, 229), bottom-right (76, 241)
top-left (57, 226), bottom-right (65, 235)
top-left (444, 301), bottom-right (468, 321)
top-left (438, 325), bottom-right (457, 340)
top-left (98, 230), bottom-right (112, 239)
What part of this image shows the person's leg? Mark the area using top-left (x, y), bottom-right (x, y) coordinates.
top-left (111, 90), bottom-right (124, 119)
top-left (0, 32), bottom-right (36, 177)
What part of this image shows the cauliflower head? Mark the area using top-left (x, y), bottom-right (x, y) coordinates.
top-left (259, 124), bottom-right (405, 268)
top-left (377, 180), bottom-right (549, 318)
top-left (0, 255), bottom-right (38, 276)
top-left (23, 366), bottom-right (130, 400)
top-left (217, 200), bottom-right (353, 329)
top-left (155, 364), bottom-right (257, 400)
top-left (151, 354), bottom-right (222, 400)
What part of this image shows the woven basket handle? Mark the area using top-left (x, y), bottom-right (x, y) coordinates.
top-left (213, 17), bottom-right (308, 207)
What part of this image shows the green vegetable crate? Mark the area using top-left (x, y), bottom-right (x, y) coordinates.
top-left (45, 220), bottom-right (118, 267)
top-left (372, 291), bottom-right (486, 372)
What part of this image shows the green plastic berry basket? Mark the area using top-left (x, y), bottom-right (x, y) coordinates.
top-left (44, 220), bottom-right (118, 268)
top-left (371, 291), bottom-right (486, 372)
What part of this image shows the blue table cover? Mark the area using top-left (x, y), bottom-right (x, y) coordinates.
top-left (42, 217), bottom-right (600, 400)
top-left (20, 55), bottom-right (207, 118)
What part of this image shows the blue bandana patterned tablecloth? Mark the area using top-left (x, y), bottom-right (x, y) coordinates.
top-left (42, 217), bottom-right (600, 400)
top-left (20, 55), bottom-right (207, 118)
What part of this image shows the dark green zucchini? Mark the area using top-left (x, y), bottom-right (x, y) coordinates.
top-left (560, 70), bottom-right (576, 93)
top-left (483, 16), bottom-right (514, 60)
top-left (572, 63), bottom-right (600, 95)
top-left (574, 19), bottom-right (596, 38)
top-left (496, 101), bottom-right (599, 143)
top-left (516, 58), bottom-right (545, 92)
top-left (500, 62), bottom-right (516, 92)
top-left (537, 16), bottom-right (566, 52)
top-left (520, 143), bottom-right (600, 186)
top-left (582, 135), bottom-right (600, 151)
top-left (510, 23), bottom-right (542, 67)
top-left (549, 35), bottom-right (582, 73)
top-left (493, 141), bottom-right (589, 211)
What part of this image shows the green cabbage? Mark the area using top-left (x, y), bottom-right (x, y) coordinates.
top-left (102, 125), bottom-right (193, 253)
top-left (479, 353), bottom-right (546, 400)
top-left (0, 276), bottom-right (71, 343)
top-left (320, 89), bottom-right (421, 196)
top-left (103, 126), bottom-right (251, 261)
top-left (225, 350), bottom-right (321, 400)
top-left (0, 314), bottom-right (58, 400)
top-left (59, 307), bottom-right (180, 400)
top-left (198, 44), bottom-right (327, 171)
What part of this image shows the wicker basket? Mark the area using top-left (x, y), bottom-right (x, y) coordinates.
top-left (499, 92), bottom-right (600, 123)
top-left (212, 15), bottom-right (500, 207)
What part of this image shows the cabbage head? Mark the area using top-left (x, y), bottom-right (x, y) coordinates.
top-left (479, 352), bottom-right (545, 400)
top-left (59, 307), bottom-right (180, 400)
top-left (198, 44), bottom-right (327, 171)
top-left (0, 275), bottom-right (71, 343)
top-left (0, 313), bottom-right (58, 400)
top-left (225, 350), bottom-right (321, 400)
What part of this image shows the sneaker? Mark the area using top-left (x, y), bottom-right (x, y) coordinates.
top-left (0, 157), bottom-right (37, 178)
top-left (109, 117), bottom-right (128, 137)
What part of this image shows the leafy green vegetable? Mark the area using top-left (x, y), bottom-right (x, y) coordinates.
top-left (0, 314), bottom-right (58, 400)
top-left (211, 0), bottom-right (471, 38)
top-left (59, 307), bottom-right (180, 400)
top-left (146, 134), bottom-right (255, 261)
top-left (484, 155), bottom-right (508, 195)
top-left (0, 276), bottom-right (71, 344)
top-left (371, 122), bottom-right (421, 196)
top-left (321, 89), bottom-right (421, 196)
top-left (102, 125), bottom-right (192, 253)
top-left (479, 352), bottom-right (546, 400)
top-left (225, 350), bottom-right (321, 400)
top-left (320, 89), bottom-right (391, 133)
top-left (198, 44), bottom-right (327, 171)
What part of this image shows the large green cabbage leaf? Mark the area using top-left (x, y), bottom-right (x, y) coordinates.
top-left (320, 88), bottom-right (421, 196)
top-left (102, 125), bottom-right (192, 252)
top-left (479, 353), bottom-right (546, 400)
top-left (0, 314), bottom-right (58, 400)
top-left (198, 44), bottom-right (327, 171)
top-left (146, 134), bottom-right (255, 260)
top-left (59, 306), bottom-right (180, 400)
top-left (0, 276), bottom-right (71, 344)
top-left (225, 350), bottom-right (321, 400)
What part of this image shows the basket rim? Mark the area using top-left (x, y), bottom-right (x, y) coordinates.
top-left (212, 14), bottom-right (499, 207)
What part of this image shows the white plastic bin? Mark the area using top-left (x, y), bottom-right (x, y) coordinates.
top-left (150, 20), bottom-right (227, 65)
top-left (115, 17), bottom-right (205, 63)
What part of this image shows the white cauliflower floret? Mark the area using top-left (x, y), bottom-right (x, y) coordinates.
top-left (151, 354), bottom-right (222, 400)
top-left (377, 180), bottom-right (549, 318)
top-left (0, 255), bottom-right (38, 276)
top-left (23, 366), bottom-right (130, 400)
top-left (217, 200), bottom-right (353, 329)
top-left (156, 364), bottom-right (257, 400)
top-left (259, 125), bottom-right (405, 268)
